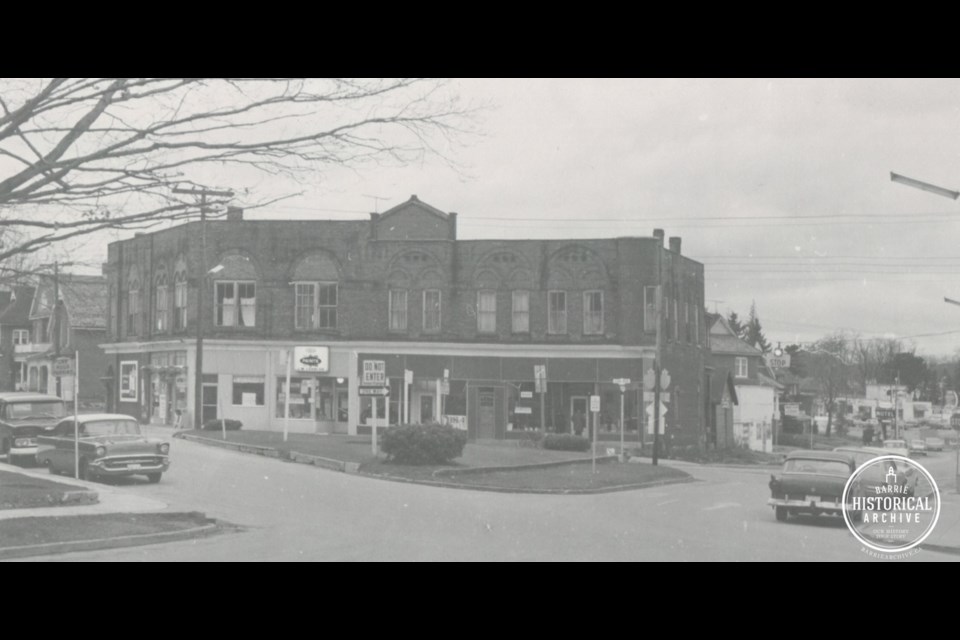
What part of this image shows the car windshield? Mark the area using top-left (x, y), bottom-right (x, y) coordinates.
top-left (784, 459), bottom-right (851, 477)
top-left (81, 420), bottom-right (142, 437)
top-left (4, 401), bottom-right (67, 420)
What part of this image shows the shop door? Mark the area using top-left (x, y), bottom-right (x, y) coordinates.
top-left (478, 388), bottom-right (496, 439)
top-left (202, 383), bottom-right (219, 424)
top-left (570, 396), bottom-right (588, 435)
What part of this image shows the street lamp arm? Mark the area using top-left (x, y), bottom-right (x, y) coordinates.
top-left (890, 172), bottom-right (960, 200)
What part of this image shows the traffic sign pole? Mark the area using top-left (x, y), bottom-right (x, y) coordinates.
top-left (620, 387), bottom-right (625, 461)
top-left (73, 349), bottom-right (79, 480)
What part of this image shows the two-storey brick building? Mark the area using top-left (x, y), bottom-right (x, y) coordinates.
top-left (101, 196), bottom-right (709, 447)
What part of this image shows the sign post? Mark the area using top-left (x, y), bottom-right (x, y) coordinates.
top-left (362, 360), bottom-right (387, 456)
top-left (590, 394), bottom-right (600, 474)
top-left (613, 378), bottom-right (631, 460)
top-left (73, 350), bottom-right (79, 480)
top-left (283, 349), bottom-right (293, 443)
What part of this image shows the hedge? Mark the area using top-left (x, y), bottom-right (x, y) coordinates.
top-left (542, 434), bottom-right (591, 452)
top-left (380, 423), bottom-right (468, 465)
top-left (202, 418), bottom-right (243, 431)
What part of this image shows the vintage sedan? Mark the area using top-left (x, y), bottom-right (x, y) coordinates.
top-left (0, 392), bottom-right (68, 465)
top-left (768, 451), bottom-right (856, 522)
top-left (36, 414), bottom-right (170, 483)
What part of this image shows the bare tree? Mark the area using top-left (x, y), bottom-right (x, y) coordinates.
top-left (0, 78), bottom-right (477, 262)
top-left (804, 332), bottom-right (856, 437)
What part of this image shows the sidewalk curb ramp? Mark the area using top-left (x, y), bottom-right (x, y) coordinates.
top-left (0, 517), bottom-right (221, 560)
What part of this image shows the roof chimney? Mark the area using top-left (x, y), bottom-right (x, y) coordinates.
top-left (669, 236), bottom-right (682, 254)
top-left (449, 212), bottom-right (458, 240)
top-left (653, 228), bottom-right (665, 246)
top-left (226, 206), bottom-right (244, 222)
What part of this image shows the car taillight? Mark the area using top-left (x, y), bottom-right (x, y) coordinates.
top-left (158, 443), bottom-right (169, 455)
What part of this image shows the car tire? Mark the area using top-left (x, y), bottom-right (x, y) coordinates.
top-left (775, 506), bottom-right (788, 522)
top-left (146, 473), bottom-right (162, 484)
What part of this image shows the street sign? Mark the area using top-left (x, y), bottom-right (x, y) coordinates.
top-left (643, 368), bottom-right (656, 391)
top-left (590, 395), bottom-right (601, 412)
top-left (876, 408), bottom-right (895, 420)
top-left (52, 357), bottom-right (75, 377)
top-left (294, 346), bottom-right (329, 373)
top-left (359, 386), bottom-right (390, 397)
top-left (765, 353), bottom-right (791, 369)
top-left (612, 378), bottom-right (631, 386)
top-left (514, 406), bottom-right (533, 415)
top-left (520, 391), bottom-right (533, 399)
top-left (660, 369), bottom-right (671, 391)
top-left (362, 360), bottom-right (386, 386)
top-left (646, 402), bottom-right (668, 432)
top-left (784, 403), bottom-right (800, 418)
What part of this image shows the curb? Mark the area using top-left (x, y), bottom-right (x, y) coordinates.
top-left (180, 433), bottom-right (363, 474)
top-left (357, 472), bottom-right (699, 495)
top-left (431, 456), bottom-right (618, 477)
top-left (0, 521), bottom-right (222, 560)
top-left (919, 543), bottom-right (960, 557)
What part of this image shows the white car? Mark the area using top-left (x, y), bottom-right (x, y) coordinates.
top-left (882, 439), bottom-right (911, 458)
top-left (924, 437), bottom-right (945, 452)
top-left (910, 439), bottom-right (927, 454)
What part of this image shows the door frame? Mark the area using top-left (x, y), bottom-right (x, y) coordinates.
top-left (570, 395), bottom-right (588, 433)
top-left (477, 387), bottom-right (496, 439)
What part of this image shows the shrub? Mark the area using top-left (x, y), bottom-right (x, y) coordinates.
top-left (202, 418), bottom-right (243, 431)
top-left (380, 423), bottom-right (468, 465)
top-left (542, 434), bottom-right (591, 452)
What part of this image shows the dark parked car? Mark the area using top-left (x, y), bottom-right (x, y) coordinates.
top-left (768, 451), bottom-right (856, 522)
top-left (0, 392), bottom-right (68, 465)
top-left (36, 414), bottom-right (170, 483)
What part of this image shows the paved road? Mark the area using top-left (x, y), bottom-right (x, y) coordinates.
top-left (14, 431), bottom-right (960, 562)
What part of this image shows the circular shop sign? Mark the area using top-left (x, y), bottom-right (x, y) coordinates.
top-left (842, 455), bottom-right (940, 554)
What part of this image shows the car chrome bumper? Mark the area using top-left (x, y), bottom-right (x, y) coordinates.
top-left (768, 498), bottom-right (848, 511)
top-left (89, 460), bottom-right (170, 475)
top-left (8, 446), bottom-right (38, 457)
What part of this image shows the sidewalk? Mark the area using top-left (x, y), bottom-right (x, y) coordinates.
top-left (918, 491), bottom-right (960, 555)
top-left (0, 461), bottom-right (168, 521)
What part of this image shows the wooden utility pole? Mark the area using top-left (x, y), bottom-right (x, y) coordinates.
top-left (53, 262), bottom-right (60, 397)
top-left (173, 186), bottom-right (233, 430)
top-left (653, 243), bottom-right (663, 466)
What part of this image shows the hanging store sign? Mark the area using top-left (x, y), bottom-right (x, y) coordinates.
top-left (294, 346), bottom-right (329, 373)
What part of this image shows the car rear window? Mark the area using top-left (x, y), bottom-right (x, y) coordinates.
top-left (4, 401), bottom-right (67, 420)
top-left (81, 420), bottom-right (141, 437)
top-left (784, 459), bottom-right (851, 476)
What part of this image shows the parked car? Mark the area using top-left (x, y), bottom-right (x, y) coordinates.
top-left (834, 446), bottom-right (917, 496)
top-left (881, 439), bottom-right (911, 458)
top-left (36, 413), bottom-right (170, 483)
top-left (910, 439), bottom-right (927, 454)
top-left (924, 437), bottom-right (945, 452)
top-left (0, 392), bottom-right (68, 465)
top-left (768, 451), bottom-right (856, 522)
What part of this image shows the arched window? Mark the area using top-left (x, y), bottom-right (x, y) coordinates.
top-left (127, 272), bottom-right (141, 336)
top-left (174, 271), bottom-right (187, 330)
top-left (155, 269), bottom-right (168, 332)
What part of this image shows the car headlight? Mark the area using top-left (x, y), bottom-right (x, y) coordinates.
top-left (95, 446), bottom-right (106, 457)
top-left (14, 438), bottom-right (31, 447)
top-left (158, 443), bottom-right (170, 455)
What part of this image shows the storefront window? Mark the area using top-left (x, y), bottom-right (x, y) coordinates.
top-left (507, 381), bottom-right (540, 431)
top-left (233, 376), bottom-right (265, 406)
top-left (276, 376), bottom-right (348, 420)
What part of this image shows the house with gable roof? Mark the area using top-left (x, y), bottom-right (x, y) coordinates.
top-left (0, 285), bottom-right (35, 391)
top-left (706, 313), bottom-right (782, 452)
top-left (25, 274), bottom-right (109, 408)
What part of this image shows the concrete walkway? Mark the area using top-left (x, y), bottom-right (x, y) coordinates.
top-left (0, 460), bottom-right (168, 521)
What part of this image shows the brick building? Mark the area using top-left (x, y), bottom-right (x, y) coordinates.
top-left (101, 196), bottom-right (709, 447)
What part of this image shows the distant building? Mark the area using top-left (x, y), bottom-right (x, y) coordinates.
top-left (24, 274), bottom-right (109, 409)
top-left (102, 196), bottom-right (711, 447)
top-left (0, 287), bottom-right (30, 391)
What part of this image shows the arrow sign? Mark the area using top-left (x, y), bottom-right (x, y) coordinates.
top-left (359, 387), bottom-right (390, 396)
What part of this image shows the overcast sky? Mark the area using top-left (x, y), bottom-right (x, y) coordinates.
top-left (81, 78), bottom-right (960, 356)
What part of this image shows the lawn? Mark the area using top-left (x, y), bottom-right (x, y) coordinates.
top-left (0, 470), bottom-right (98, 510)
top-left (0, 512), bottom-right (219, 550)
top-left (434, 460), bottom-right (691, 492)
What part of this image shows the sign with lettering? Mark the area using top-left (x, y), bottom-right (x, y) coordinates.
top-left (294, 346), bottom-right (329, 373)
top-left (444, 415), bottom-right (467, 431)
top-left (784, 403), bottom-right (800, 418)
top-left (362, 360), bottom-right (386, 386)
top-left (765, 354), bottom-right (791, 369)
